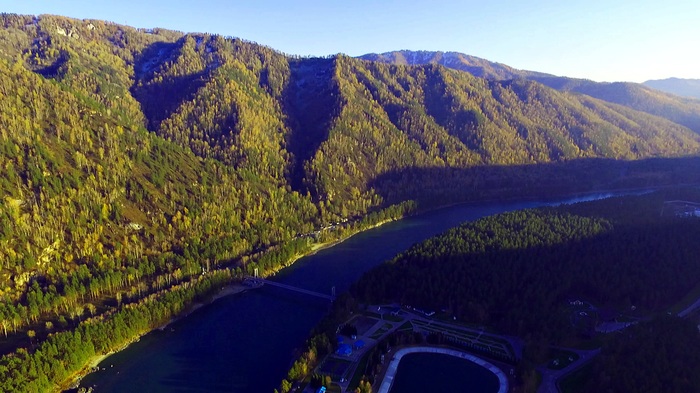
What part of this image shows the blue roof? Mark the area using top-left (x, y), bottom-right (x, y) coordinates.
top-left (354, 339), bottom-right (365, 347)
top-left (336, 344), bottom-right (352, 355)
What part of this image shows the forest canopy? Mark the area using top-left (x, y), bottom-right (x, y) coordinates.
top-left (352, 192), bottom-right (700, 340)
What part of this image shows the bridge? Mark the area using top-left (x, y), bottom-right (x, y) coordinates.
top-left (244, 276), bottom-right (335, 301)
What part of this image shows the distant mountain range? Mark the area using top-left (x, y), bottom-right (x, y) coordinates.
top-left (358, 50), bottom-right (552, 80)
top-left (360, 50), bottom-right (700, 133)
top-left (643, 78), bottom-right (700, 100)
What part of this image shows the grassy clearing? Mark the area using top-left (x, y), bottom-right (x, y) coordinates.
top-left (327, 384), bottom-right (342, 393)
top-left (363, 311), bottom-right (382, 319)
top-left (318, 357), bottom-right (353, 379)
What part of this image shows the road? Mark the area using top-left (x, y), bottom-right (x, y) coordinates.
top-left (677, 295), bottom-right (700, 318)
top-left (536, 348), bottom-right (600, 393)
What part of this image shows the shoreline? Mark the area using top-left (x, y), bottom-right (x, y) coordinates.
top-left (61, 218), bottom-right (398, 392)
top-left (410, 183), bottom-right (675, 217)
top-left (156, 284), bottom-right (249, 331)
top-left (62, 283), bottom-right (249, 392)
top-left (62, 217), bottom-right (399, 392)
top-left (60, 184), bottom-right (683, 391)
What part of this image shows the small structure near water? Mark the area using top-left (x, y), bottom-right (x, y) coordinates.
top-left (353, 340), bottom-right (366, 350)
top-left (336, 344), bottom-right (352, 356)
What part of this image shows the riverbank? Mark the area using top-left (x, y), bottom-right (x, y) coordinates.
top-left (61, 283), bottom-right (249, 392)
top-left (67, 184), bottom-right (660, 389)
top-left (70, 186), bottom-right (684, 392)
top-left (158, 283), bottom-right (249, 330)
top-left (264, 217), bottom-right (398, 278)
top-left (64, 216), bottom-right (401, 392)
top-left (63, 215), bottom-right (399, 392)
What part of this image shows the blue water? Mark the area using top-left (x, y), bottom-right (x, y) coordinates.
top-left (79, 192), bottom-right (639, 392)
top-left (389, 352), bottom-right (499, 393)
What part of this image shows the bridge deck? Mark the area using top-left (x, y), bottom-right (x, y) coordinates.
top-left (246, 277), bottom-right (334, 301)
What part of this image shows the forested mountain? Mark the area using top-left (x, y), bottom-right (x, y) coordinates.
top-left (644, 77), bottom-right (700, 100)
top-left (1, 13), bottom-right (700, 391)
top-left (358, 50), bottom-right (551, 80)
top-left (364, 50), bottom-right (700, 135)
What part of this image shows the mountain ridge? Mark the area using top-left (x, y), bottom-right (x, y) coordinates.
top-left (359, 50), bottom-right (553, 80)
top-left (361, 50), bottom-right (700, 135)
top-left (643, 77), bottom-right (700, 100)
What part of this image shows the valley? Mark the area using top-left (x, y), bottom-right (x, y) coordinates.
top-left (0, 12), bottom-right (699, 393)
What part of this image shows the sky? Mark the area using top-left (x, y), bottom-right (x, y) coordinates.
top-left (2, 0), bottom-right (698, 83)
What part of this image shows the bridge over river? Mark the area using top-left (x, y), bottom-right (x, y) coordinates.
top-left (244, 276), bottom-right (335, 301)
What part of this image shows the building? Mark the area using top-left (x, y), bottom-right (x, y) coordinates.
top-left (336, 344), bottom-right (352, 356)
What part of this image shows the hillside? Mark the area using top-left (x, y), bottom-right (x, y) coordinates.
top-left (644, 77), bottom-right (700, 100)
top-left (1, 13), bottom-right (700, 391)
top-left (364, 50), bottom-right (700, 135)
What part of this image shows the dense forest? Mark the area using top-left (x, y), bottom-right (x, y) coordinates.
top-left (1, 12), bottom-right (700, 392)
top-left (352, 192), bottom-right (700, 341)
top-left (352, 191), bottom-right (700, 391)
top-left (581, 316), bottom-right (700, 393)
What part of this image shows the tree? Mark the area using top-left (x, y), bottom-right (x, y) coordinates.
top-left (280, 379), bottom-right (292, 393)
top-left (355, 380), bottom-right (372, 393)
top-left (86, 303), bottom-right (97, 317)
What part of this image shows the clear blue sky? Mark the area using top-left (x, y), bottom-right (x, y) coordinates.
top-left (2, 0), bottom-right (698, 82)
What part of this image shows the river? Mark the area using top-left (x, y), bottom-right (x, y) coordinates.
top-left (78, 191), bottom-right (641, 392)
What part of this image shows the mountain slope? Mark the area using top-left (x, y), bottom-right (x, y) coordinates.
top-left (644, 77), bottom-right (700, 100)
top-left (1, 13), bottom-right (699, 240)
top-left (363, 50), bottom-right (700, 134)
top-left (313, 57), bottom-right (700, 204)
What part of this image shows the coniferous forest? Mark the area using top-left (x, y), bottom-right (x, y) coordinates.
top-left (351, 191), bottom-right (700, 392)
top-left (353, 193), bottom-right (700, 338)
top-left (1, 13), bottom-right (700, 392)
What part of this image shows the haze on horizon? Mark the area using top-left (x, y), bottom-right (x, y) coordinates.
top-left (3, 0), bottom-right (698, 83)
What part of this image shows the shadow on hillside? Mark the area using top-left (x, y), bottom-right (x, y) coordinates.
top-left (368, 156), bottom-right (700, 208)
top-left (281, 57), bottom-right (340, 192)
top-left (33, 50), bottom-right (70, 78)
top-left (131, 41), bottom-right (208, 130)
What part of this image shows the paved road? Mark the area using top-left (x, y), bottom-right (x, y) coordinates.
top-left (678, 295), bottom-right (700, 318)
top-left (536, 348), bottom-right (600, 393)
